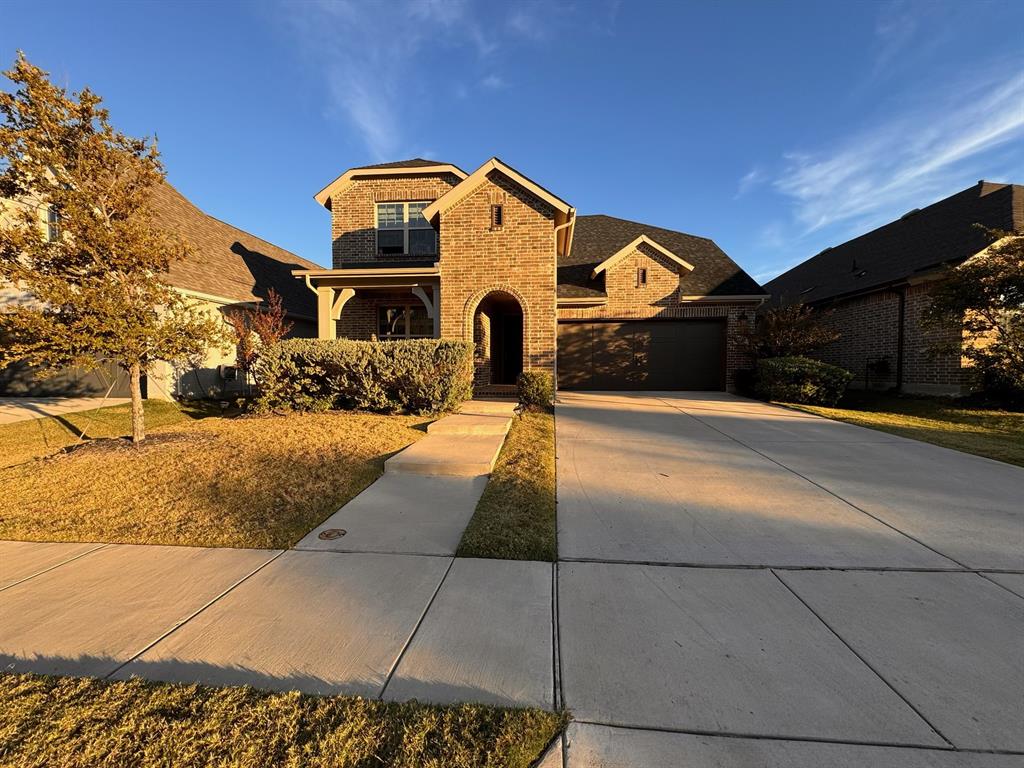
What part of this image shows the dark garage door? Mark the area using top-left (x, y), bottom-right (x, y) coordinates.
top-left (557, 320), bottom-right (725, 391)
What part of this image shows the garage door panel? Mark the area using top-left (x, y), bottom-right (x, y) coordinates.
top-left (558, 320), bottom-right (725, 391)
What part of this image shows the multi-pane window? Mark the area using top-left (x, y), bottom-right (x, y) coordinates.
top-left (378, 304), bottom-right (433, 339)
top-left (375, 201), bottom-right (436, 256)
top-left (46, 206), bottom-right (61, 243)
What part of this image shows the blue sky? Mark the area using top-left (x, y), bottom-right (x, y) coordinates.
top-left (3, 0), bottom-right (1022, 281)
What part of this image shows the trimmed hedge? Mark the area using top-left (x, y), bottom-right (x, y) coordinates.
top-left (517, 370), bottom-right (553, 410)
top-left (253, 338), bottom-right (474, 414)
top-left (755, 356), bottom-right (853, 406)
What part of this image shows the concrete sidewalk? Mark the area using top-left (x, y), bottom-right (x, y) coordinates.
top-left (552, 391), bottom-right (1024, 766)
top-left (0, 396), bottom-right (131, 425)
top-left (2, 391), bottom-right (1021, 767)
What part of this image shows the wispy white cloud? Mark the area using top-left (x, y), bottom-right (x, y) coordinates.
top-left (481, 74), bottom-right (506, 90)
top-left (872, 0), bottom-right (920, 75)
top-left (506, 5), bottom-right (548, 41)
top-left (773, 68), bottom-right (1024, 236)
top-left (284, 0), bottom-right (501, 160)
top-left (735, 166), bottom-right (766, 198)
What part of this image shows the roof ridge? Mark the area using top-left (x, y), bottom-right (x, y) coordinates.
top-left (580, 212), bottom-right (715, 243)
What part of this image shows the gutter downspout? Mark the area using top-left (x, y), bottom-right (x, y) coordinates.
top-left (552, 208), bottom-right (577, 394)
top-left (896, 286), bottom-right (906, 392)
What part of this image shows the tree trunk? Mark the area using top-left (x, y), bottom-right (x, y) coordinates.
top-left (129, 361), bottom-right (145, 444)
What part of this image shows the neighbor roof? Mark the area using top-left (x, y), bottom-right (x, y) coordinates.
top-left (151, 182), bottom-right (320, 318)
top-left (765, 181), bottom-right (1024, 306)
top-left (558, 214), bottom-right (765, 299)
top-left (350, 158), bottom-right (454, 170)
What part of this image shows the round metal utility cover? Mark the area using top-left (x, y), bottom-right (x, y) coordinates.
top-left (318, 528), bottom-right (347, 540)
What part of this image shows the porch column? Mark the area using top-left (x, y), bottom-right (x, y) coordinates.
top-left (411, 284), bottom-right (440, 338)
top-left (316, 286), bottom-right (355, 340)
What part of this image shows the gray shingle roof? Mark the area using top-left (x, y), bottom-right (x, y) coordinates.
top-left (559, 214), bottom-right (764, 299)
top-left (351, 158), bottom-right (457, 171)
top-left (152, 182), bottom-right (321, 318)
top-left (765, 181), bottom-right (1024, 306)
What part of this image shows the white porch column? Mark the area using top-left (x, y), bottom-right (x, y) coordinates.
top-left (316, 287), bottom-right (355, 340)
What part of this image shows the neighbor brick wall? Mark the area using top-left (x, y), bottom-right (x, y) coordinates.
top-left (330, 174), bottom-right (461, 266)
top-left (816, 291), bottom-right (901, 389)
top-left (557, 300), bottom-right (758, 392)
top-left (602, 244), bottom-right (682, 311)
top-left (812, 282), bottom-right (968, 395)
top-left (437, 171), bottom-right (558, 383)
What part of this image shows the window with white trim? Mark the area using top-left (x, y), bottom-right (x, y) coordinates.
top-left (376, 201), bottom-right (436, 256)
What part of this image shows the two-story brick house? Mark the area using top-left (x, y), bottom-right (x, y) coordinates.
top-left (297, 157), bottom-right (766, 394)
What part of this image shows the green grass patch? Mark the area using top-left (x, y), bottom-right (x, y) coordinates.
top-left (457, 411), bottom-right (556, 562)
top-left (786, 391), bottom-right (1024, 467)
top-left (0, 672), bottom-right (566, 768)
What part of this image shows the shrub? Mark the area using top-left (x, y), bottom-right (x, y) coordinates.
top-left (742, 303), bottom-right (840, 358)
top-left (517, 370), bottom-right (553, 410)
top-left (253, 338), bottom-right (473, 414)
top-left (755, 356), bottom-right (853, 406)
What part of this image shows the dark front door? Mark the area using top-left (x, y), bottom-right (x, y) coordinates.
top-left (557, 320), bottom-right (725, 390)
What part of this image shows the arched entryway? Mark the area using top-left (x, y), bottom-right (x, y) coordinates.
top-left (472, 290), bottom-right (524, 389)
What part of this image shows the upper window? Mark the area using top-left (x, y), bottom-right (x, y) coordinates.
top-left (46, 206), bottom-right (61, 243)
top-left (376, 201), bottom-right (436, 257)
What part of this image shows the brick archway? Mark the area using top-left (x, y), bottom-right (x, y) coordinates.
top-left (464, 286), bottom-right (530, 389)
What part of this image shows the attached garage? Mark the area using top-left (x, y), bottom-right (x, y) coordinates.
top-left (557, 319), bottom-right (726, 391)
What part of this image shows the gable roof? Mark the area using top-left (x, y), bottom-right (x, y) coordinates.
top-left (765, 181), bottom-right (1024, 305)
top-left (151, 182), bottom-right (320, 318)
top-left (558, 214), bottom-right (765, 299)
top-left (591, 234), bottom-right (695, 277)
top-left (314, 159), bottom-right (467, 209)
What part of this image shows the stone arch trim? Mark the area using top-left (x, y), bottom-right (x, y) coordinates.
top-left (462, 284), bottom-right (531, 369)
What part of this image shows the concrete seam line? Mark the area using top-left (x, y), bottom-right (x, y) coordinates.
top-left (672, 404), bottom-right (970, 570)
top-left (976, 571), bottom-right (1024, 601)
top-left (568, 718), bottom-right (986, 753)
top-left (0, 543), bottom-right (109, 593)
top-left (554, 562), bottom-right (569, 716)
top-left (103, 549), bottom-right (286, 680)
top-left (769, 568), bottom-right (955, 750)
top-left (558, 557), bottom-right (980, 573)
top-left (550, 561), bottom-right (561, 711)
top-left (378, 555), bottom-right (456, 700)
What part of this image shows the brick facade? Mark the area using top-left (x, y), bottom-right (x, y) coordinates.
top-left (436, 172), bottom-right (557, 383)
top-left (554, 243), bottom-right (758, 391)
top-left (330, 173), bottom-right (461, 266)
top-left (813, 281), bottom-right (968, 395)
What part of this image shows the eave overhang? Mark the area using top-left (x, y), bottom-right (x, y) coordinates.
top-left (592, 235), bottom-right (695, 278)
top-left (314, 164), bottom-right (468, 210)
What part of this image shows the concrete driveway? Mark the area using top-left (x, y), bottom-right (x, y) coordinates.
top-left (555, 391), bottom-right (1024, 766)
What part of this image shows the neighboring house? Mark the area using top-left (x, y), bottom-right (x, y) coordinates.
top-left (765, 181), bottom-right (1023, 395)
top-left (297, 157), bottom-right (766, 394)
top-left (0, 182), bottom-right (319, 399)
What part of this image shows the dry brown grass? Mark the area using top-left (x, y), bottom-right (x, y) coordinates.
top-left (0, 409), bottom-right (427, 548)
top-left (0, 672), bottom-right (566, 768)
top-left (457, 411), bottom-right (556, 561)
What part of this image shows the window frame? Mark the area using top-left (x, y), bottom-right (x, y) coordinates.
top-left (377, 303), bottom-right (434, 340)
top-left (46, 205), bottom-right (61, 243)
top-left (636, 267), bottom-right (648, 287)
top-left (375, 201), bottom-right (436, 257)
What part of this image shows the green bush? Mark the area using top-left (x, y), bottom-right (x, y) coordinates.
top-left (517, 370), bottom-right (553, 410)
top-left (253, 338), bottom-right (474, 414)
top-left (755, 356), bottom-right (853, 406)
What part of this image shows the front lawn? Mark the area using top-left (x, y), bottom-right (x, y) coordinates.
top-left (0, 400), bottom-right (206, 469)
top-left (0, 406), bottom-right (427, 548)
top-left (787, 392), bottom-right (1024, 467)
top-left (457, 411), bottom-right (557, 561)
top-left (0, 672), bottom-right (565, 768)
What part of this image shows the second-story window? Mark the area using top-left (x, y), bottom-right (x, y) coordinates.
top-left (46, 205), bottom-right (61, 243)
top-left (376, 201), bottom-right (436, 257)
